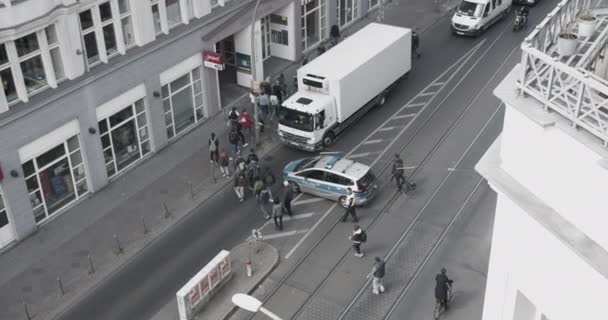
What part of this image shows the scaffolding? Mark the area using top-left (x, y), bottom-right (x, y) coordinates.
top-left (518, 0), bottom-right (608, 146)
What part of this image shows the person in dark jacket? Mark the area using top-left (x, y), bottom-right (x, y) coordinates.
top-left (228, 127), bottom-right (240, 160)
top-left (272, 81), bottom-right (284, 105)
top-left (435, 268), bottom-right (454, 309)
top-left (233, 173), bottom-right (246, 202)
top-left (349, 224), bottom-right (365, 257)
top-left (391, 153), bottom-right (405, 190)
top-left (412, 30), bottom-right (421, 58)
top-left (208, 132), bottom-right (219, 164)
top-left (234, 155), bottom-right (246, 173)
top-left (282, 181), bottom-right (294, 217)
top-left (271, 198), bottom-right (284, 230)
top-left (367, 257), bottom-right (386, 295)
top-left (228, 107), bottom-right (240, 128)
top-left (218, 149), bottom-right (230, 178)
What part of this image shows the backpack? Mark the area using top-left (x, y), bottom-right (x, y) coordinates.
top-left (209, 138), bottom-right (217, 152)
top-left (229, 130), bottom-right (239, 144)
top-left (360, 230), bottom-right (367, 243)
top-left (265, 172), bottom-right (276, 186)
top-left (237, 161), bottom-right (246, 172)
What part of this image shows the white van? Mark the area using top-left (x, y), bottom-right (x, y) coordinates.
top-left (451, 0), bottom-right (511, 36)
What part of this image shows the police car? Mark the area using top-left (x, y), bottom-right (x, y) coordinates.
top-left (283, 154), bottom-right (378, 207)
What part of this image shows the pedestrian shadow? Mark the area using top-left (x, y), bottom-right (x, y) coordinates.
top-left (449, 288), bottom-right (475, 310)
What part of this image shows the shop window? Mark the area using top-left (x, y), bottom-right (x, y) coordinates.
top-left (79, 0), bottom-right (133, 67)
top-left (162, 67), bottom-right (205, 139)
top-left (150, 0), bottom-right (184, 34)
top-left (166, 0), bottom-right (182, 28)
top-left (270, 14), bottom-right (288, 25)
top-left (301, 0), bottom-right (326, 49)
top-left (21, 135), bottom-right (88, 223)
top-left (0, 191), bottom-right (8, 228)
top-left (236, 53), bottom-right (251, 71)
top-left (271, 30), bottom-right (289, 46)
top-left (99, 98), bottom-right (150, 178)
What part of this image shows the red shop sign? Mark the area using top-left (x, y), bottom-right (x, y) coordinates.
top-left (203, 51), bottom-right (225, 71)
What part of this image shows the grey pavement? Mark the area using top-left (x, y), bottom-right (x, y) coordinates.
top-left (0, 49), bottom-right (297, 320)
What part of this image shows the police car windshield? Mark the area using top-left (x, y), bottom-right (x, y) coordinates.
top-left (356, 171), bottom-right (375, 190)
top-left (278, 107), bottom-right (314, 132)
top-left (458, 1), bottom-right (483, 17)
top-left (295, 157), bottom-right (321, 171)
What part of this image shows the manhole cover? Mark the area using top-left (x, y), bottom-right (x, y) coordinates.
top-left (21, 285), bottom-right (32, 293)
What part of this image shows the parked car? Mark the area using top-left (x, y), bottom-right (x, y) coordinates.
top-left (283, 154), bottom-right (378, 207)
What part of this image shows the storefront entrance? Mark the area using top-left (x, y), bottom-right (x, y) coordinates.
top-left (99, 98), bottom-right (151, 177)
top-left (0, 189), bottom-right (15, 248)
top-left (162, 66), bottom-right (206, 139)
top-left (216, 35), bottom-right (248, 108)
top-left (21, 135), bottom-right (88, 223)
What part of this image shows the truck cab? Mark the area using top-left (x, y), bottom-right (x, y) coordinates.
top-left (278, 90), bottom-right (335, 152)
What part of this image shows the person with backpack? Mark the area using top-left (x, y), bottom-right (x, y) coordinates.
top-left (271, 198), bottom-right (284, 231)
top-left (218, 149), bottom-right (230, 178)
top-left (246, 148), bottom-right (259, 164)
top-left (350, 224), bottom-right (366, 257)
top-left (253, 177), bottom-right (270, 219)
top-left (208, 132), bottom-right (219, 164)
top-left (239, 109), bottom-right (255, 142)
top-left (234, 172), bottom-right (246, 202)
top-left (228, 107), bottom-right (240, 128)
top-left (234, 155), bottom-right (247, 174)
top-left (228, 126), bottom-right (240, 160)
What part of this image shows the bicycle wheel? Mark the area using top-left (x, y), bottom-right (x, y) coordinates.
top-left (433, 301), bottom-right (441, 319)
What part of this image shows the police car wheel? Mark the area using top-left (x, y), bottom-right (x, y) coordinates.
top-left (289, 181), bottom-right (301, 193)
top-left (339, 196), bottom-right (349, 208)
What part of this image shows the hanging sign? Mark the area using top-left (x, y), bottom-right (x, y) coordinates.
top-left (202, 51), bottom-right (225, 71)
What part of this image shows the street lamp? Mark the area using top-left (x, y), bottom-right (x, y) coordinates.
top-left (250, 0), bottom-right (262, 146)
top-left (232, 293), bottom-right (283, 320)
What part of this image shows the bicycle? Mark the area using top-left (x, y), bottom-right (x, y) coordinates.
top-left (434, 282), bottom-right (453, 319)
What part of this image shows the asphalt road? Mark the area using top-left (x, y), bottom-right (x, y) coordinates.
top-left (55, 1), bottom-right (558, 319)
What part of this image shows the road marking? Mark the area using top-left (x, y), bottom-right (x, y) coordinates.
top-left (293, 197), bottom-right (325, 206)
top-left (292, 193), bottom-right (304, 203)
top-left (362, 139), bottom-right (382, 145)
top-left (263, 229), bottom-right (310, 240)
top-left (393, 113), bottom-right (415, 119)
top-left (431, 81), bottom-right (445, 87)
top-left (349, 152), bottom-right (371, 159)
top-left (419, 91), bottom-right (437, 97)
top-left (405, 102), bottom-right (426, 108)
top-left (285, 203), bottom-right (338, 259)
top-left (284, 212), bottom-right (315, 221)
top-left (378, 126), bottom-right (397, 132)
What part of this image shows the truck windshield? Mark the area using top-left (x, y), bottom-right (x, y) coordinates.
top-left (278, 107), bottom-right (314, 132)
top-left (457, 1), bottom-right (484, 17)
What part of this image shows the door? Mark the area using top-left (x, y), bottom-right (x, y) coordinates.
top-left (0, 191), bottom-right (15, 248)
top-left (325, 172), bottom-right (354, 200)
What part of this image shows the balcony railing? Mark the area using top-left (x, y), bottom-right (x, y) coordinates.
top-left (519, 0), bottom-right (608, 146)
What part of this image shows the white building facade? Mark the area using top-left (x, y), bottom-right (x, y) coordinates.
top-left (476, 0), bottom-right (608, 319)
top-left (0, 0), bottom-right (384, 249)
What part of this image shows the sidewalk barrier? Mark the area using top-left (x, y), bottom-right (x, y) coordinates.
top-left (163, 202), bottom-right (171, 219)
top-left (113, 234), bottom-right (124, 254)
top-left (57, 277), bottom-right (65, 296)
top-left (176, 250), bottom-right (232, 320)
top-left (141, 216), bottom-right (149, 235)
top-left (23, 300), bottom-right (31, 320)
top-left (87, 254), bottom-right (95, 274)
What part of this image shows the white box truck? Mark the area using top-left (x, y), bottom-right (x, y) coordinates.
top-left (277, 23), bottom-right (411, 151)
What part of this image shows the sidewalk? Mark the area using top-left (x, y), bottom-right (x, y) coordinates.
top-left (0, 56), bottom-right (301, 320)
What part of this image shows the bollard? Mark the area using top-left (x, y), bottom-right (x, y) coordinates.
top-left (163, 202), bottom-right (171, 219)
top-left (114, 234), bottom-right (124, 254)
top-left (57, 277), bottom-right (65, 296)
top-left (141, 216), bottom-right (149, 235)
top-left (246, 259), bottom-right (252, 277)
top-left (23, 300), bottom-right (31, 320)
top-left (87, 254), bottom-right (95, 274)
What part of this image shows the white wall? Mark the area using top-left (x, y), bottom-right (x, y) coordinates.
top-left (0, 0), bottom-right (76, 30)
top-left (234, 22), bottom-right (263, 87)
top-left (482, 192), bottom-right (608, 320)
top-left (269, 2), bottom-right (297, 61)
top-left (499, 103), bottom-right (608, 251)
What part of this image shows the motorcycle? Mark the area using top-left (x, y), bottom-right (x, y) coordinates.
top-left (513, 13), bottom-right (527, 32)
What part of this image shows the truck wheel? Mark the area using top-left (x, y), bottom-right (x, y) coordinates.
top-left (323, 132), bottom-right (336, 147)
top-left (288, 181), bottom-right (301, 193)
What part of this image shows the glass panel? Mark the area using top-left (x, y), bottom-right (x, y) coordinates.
top-left (164, 112), bottom-right (173, 125)
top-left (99, 2), bottom-right (113, 21)
top-left (32, 203), bottom-right (45, 222)
top-left (111, 120), bottom-right (140, 171)
top-left (21, 55), bottom-right (47, 93)
top-left (0, 44), bottom-right (7, 65)
top-left (15, 33), bottom-right (40, 57)
top-left (76, 179), bottom-right (88, 195)
top-left (163, 99), bottom-right (171, 113)
top-left (50, 47), bottom-right (65, 80)
top-left (151, 4), bottom-right (162, 34)
top-left (25, 176), bottom-right (39, 193)
top-left (195, 108), bottom-right (204, 121)
top-left (98, 119), bottom-right (109, 134)
top-left (141, 140), bottom-right (151, 155)
top-left (73, 165), bottom-right (86, 182)
top-left (121, 17), bottom-right (135, 47)
top-left (70, 151), bottom-right (83, 166)
top-left (192, 81), bottom-right (201, 95)
top-left (134, 99), bottom-right (145, 114)
top-left (118, 0), bottom-right (130, 13)
top-left (83, 32), bottom-right (100, 64)
top-left (161, 84), bottom-right (169, 97)
top-left (167, 126), bottom-right (175, 139)
top-left (171, 86), bottom-right (194, 134)
top-left (67, 136), bottom-right (80, 151)
top-left (103, 148), bottom-right (114, 164)
top-left (170, 74), bottom-right (190, 92)
top-left (194, 93), bottom-right (202, 107)
top-left (191, 67), bottom-right (200, 80)
top-left (136, 113), bottom-right (147, 127)
top-left (79, 10), bottom-right (94, 30)
top-left (39, 157), bottom-right (76, 215)
top-left (306, 0), bottom-right (318, 12)
top-left (22, 160), bottom-right (35, 177)
top-left (103, 24), bottom-right (117, 55)
top-left (106, 162), bottom-right (116, 177)
top-left (101, 134), bottom-right (111, 149)
top-left (305, 11), bottom-right (320, 47)
top-left (45, 25), bottom-right (59, 45)
top-left (166, 0), bottom-right (182, 27)
top-left (36, 144), bottom-right (66, 169)
top-left (138, 126), bottom-right (149, 140)
top-left (0, 68), bottom-right (17, 102)
top-left (0, 193), bottom-right (4, 210)
top-left (109, 106), bottom-right (134, 127)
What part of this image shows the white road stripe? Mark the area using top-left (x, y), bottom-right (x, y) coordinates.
top-left (405, 102), bottom-right (426, 108)
top-left (419, 91), bottom-right (437, 97)
top-left (393, 113), bottom-right (416, 119)
top-left (362, 139), bottom-right (382, 145)
top-left (284, 212), bottom-right (315, 221)
top-left (349, 152), bottom-right (371, 159)
top-left (285, 203), bottom-right (338, 259)
top-left (431, 81), bottom-right (445, 87)
top-left (263, 229), bottom-right (310, 240)
top-left (293, 197), bottom-right (325, 206)
top-left (377, 126), bottom-right (397, 132)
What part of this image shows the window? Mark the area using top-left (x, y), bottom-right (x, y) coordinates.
top-left (150, 0), bottom-right (184, 35)
top-left (162, 67), bottom-right (205, 139)
top-left (0, 44), bottom-right (17, 103)
top-left (166, 0), bottom-right (182, 27)
top-left (327, 173), bottom-right (352, 185)
top-left (271, 30), bottom-right (289, 46)
top-left (0, 190), bottom-right (8, 228)
top-left (79, 1), bottom-right (133, 67)
top-left (270, 14), bottom-right (288, 25)
top-left (151, 2), bottom-right (162, 35)
top-left (301, 170), bottom-right (325, 180)
top-left (301, 0), bottom-right (327, 49)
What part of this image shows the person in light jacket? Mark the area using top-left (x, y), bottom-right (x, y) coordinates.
top-left (272, 198), bottom-right (284, 230)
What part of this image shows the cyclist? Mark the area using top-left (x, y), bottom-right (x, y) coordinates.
top-left (435, 268), bottom-right (454, 310)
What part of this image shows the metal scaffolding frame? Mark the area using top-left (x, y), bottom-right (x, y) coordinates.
top-left (519, 0), bottom-right (608, 146)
